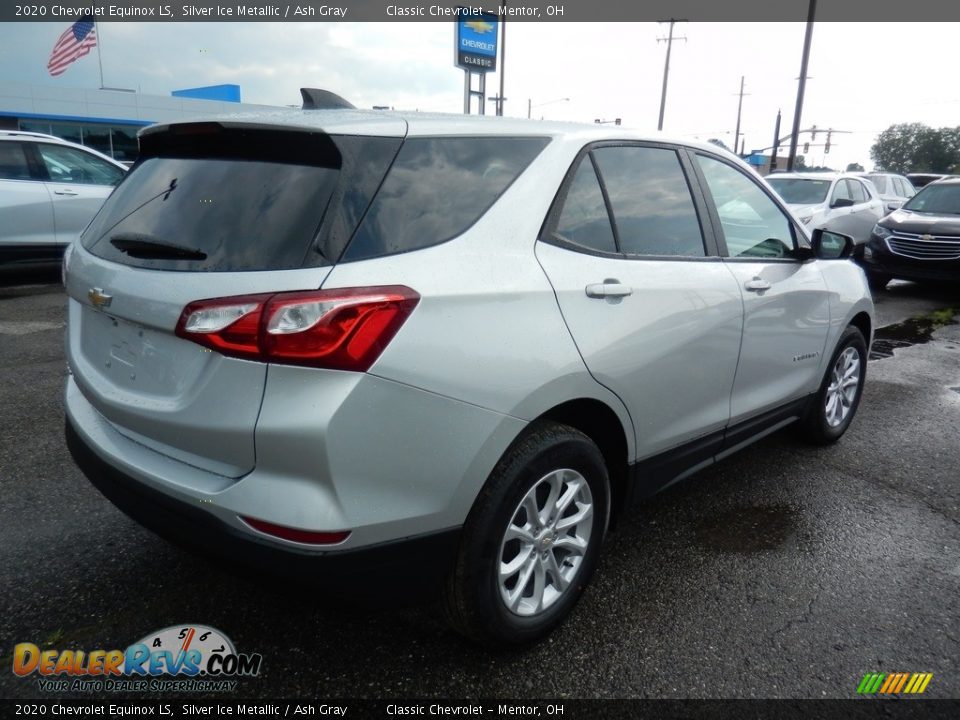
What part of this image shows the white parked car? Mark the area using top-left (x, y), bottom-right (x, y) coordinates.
top-left (0, 130), bottom-right (126, 266)
top-left (767, 172), bottom-right (885, 244)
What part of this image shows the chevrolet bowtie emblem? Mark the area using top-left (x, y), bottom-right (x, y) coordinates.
top-left (88, 287), bottom-right (113, 308)
top-left (920, 234), bottom-right (935, 241)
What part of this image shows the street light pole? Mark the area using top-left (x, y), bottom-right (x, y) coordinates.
top-left (787, 0), bottom-right (817, 171)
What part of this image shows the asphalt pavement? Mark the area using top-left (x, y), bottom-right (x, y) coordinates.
top-left (1, 272), bottom-right (958, 700)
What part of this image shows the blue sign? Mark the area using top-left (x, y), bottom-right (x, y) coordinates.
top-left (455, 10), bottom-right (499, 72)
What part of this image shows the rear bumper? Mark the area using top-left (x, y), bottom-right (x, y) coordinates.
top-left (66, 414), bottom-right (461, 586)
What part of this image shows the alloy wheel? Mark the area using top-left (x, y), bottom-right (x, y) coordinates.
top-left (497, 468), bottom-right (594, 617)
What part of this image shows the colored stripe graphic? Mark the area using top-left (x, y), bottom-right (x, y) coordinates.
top-left (857, 672), bottom-right (932, 694)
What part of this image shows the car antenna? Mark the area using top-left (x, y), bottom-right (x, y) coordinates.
top-left (300, 88), bottom-right (355, 110)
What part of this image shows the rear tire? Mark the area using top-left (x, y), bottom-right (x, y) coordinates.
top-left (444, 422), bottom-right (610, 647)
top-left (800, 326), bottom-right (867, 445)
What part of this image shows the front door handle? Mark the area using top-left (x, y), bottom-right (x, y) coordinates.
top-left (744, 277), bottom-right (771, 292)
top-left (585, 281), bottom-right (633, 298)
top-left (54, 189), bottom-right (79, 196)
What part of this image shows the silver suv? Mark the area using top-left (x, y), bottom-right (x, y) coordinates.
top-left (64, 111), bottom-right (874, 646)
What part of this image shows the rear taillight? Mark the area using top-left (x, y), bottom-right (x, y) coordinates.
top-left (240, 516), bottom-right (350, 545)
top-left (175, 286), bottom-right (419, 371)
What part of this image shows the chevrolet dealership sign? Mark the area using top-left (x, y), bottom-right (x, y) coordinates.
top-left (455, 10), bottom-right (499, 72)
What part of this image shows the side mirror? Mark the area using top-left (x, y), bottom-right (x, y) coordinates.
top-left (811, 228), bottom-right (854, 259)
top-left (886, 201), bottom-right (902, 212)
top-left (830, 197), bottom-right (855, 209)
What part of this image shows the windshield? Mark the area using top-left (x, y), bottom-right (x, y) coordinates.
top-left (903, 183), bottom-right (960, 215)
top-left (767, 177), bottom-right (831, 205)
top-left (866, 175), bottom-right (890, 194)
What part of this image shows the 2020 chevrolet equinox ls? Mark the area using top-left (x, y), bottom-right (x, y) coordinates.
top-left (64, 109), bottom-right (874, 646)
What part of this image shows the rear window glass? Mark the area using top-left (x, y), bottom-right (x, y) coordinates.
top-left (342, 136), bottom-right (550, 262)
top-left (767, 177), bottom-right (831, 204)
top-left (81, 130), bottom-right (400, 272)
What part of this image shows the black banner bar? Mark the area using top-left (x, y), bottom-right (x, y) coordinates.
top-left (1, 700), bottom-right (960, 720)
top-left (5, 0), bottom-right (960, 22)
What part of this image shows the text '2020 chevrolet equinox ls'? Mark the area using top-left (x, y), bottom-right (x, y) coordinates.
top-left (64, 109), bottom-right (874, 646)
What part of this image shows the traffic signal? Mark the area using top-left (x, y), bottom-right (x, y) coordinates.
top-left (803, 142), bottom-right (809, 153)
top-left (811, 125), bottom-right (817, 141)
top-left (825, 130), bottom-right (832, 154)
top-left (615, 118), bottom-right (621, 126)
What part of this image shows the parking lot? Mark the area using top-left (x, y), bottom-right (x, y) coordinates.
top-left (1, 271), bottom-right (958, 700)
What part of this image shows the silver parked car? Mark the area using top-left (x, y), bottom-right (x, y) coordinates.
top-left (0, 131), bottom-right (126, 266)
top-left (64, 111), bottom-right (874, 646)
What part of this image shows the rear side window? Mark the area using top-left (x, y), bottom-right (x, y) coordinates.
top-left (342, 136), bottom-right (549, 262)
top-left (82, 128), bottom-right (401, 272)
top-left (850, 180), bottom-right (868, 203)
top-left (0, 142), bottom-right (32, 180)
top-left (591, 146), bottom-right (706, 257)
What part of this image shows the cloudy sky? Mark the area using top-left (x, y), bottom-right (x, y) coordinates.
top-left (2, 21), bottom-right (959, 170)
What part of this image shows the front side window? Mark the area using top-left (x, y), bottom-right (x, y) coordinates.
top-left (591, 146), bottom-right (705, 257)
top-left (37, 144), bottom-right (124, 186)
top-left (696, 154), bottom-right (796, 259)
top-left (551, 156), bottom-right (617, 254)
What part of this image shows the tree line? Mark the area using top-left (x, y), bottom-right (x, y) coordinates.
top-left (870, 123), bottom-right (960, 174)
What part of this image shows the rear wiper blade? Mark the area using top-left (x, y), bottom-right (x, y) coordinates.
top-left (110, 233), bottom-right (207, 261)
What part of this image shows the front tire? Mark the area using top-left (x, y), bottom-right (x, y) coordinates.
top-left (800, 325), bottom-right (867, 445)
top-left (444, 422), bottom-right (610, 647)
top-left (866, 271), bottom-right (891, 292)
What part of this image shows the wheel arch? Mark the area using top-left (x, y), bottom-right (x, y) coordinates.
top-left (848, 310), bottom-right (873, 350)
top-left (533, 398), bottom-right (631, 526)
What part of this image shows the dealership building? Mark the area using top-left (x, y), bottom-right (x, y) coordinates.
top-left (0, 81), bottom-right (275, 162)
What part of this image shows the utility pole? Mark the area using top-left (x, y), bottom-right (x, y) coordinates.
top-left (657, 19), bottom-right (687, 131)
top-left (787, 0), bottom-right (817, 171)
top-left (733, 76), bottom-right (749, 159)
top-left (497, 2), bottom-right (507, 116)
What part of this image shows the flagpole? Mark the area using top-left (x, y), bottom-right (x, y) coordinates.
top-left (94, 20), bottom-right (104, 88)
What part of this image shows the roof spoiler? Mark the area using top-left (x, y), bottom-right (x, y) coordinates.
top-left (300, 88), bottom-right (355, 110)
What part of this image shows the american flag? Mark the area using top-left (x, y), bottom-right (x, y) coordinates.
top-left (47, 18), bottom-right (97, 77)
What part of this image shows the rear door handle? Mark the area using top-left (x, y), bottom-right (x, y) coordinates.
top-left (54, 189), bottom-right (78, 196)
top-left (585, 281), bottom-right (633, 298)
top-left (744, 277), bottom-right (771, 292)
